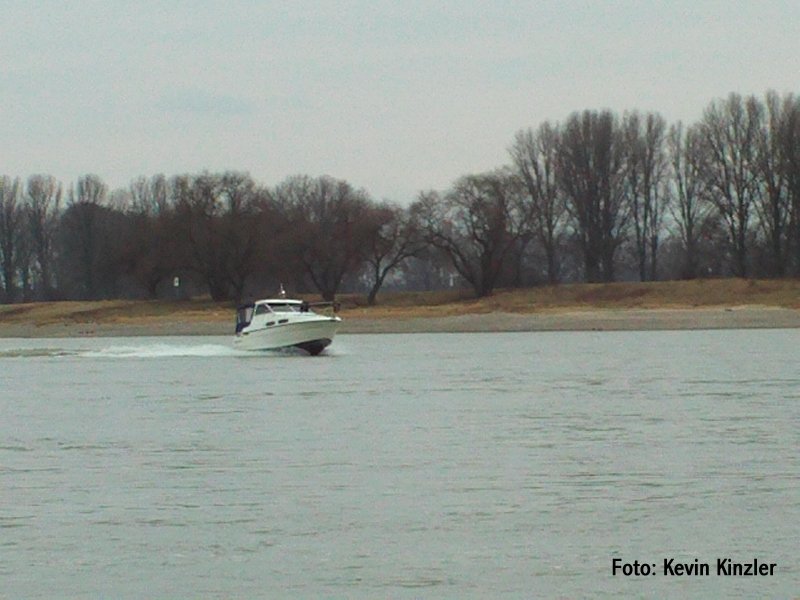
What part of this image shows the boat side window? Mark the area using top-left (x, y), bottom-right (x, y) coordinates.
top-left (255, 304), bottom-right (270, 316)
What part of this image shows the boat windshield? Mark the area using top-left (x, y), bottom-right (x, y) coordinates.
top-left (266, 303), bottom-right (300, 313)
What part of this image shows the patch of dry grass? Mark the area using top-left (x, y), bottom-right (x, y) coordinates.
top-left (338, 278), bottom-right (800, 320)
top-left (0, 299), bottom-right (227, 327)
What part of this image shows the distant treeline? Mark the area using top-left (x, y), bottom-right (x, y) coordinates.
top-left (1, 90), bottom-right (799, 305)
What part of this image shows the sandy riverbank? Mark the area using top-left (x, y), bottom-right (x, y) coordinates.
top-left (341, 306), bottom-right (800, 333)
top-left (1, 305), bottom-right (799, 338)
top-left (2, 280), bottom-right (799, 337)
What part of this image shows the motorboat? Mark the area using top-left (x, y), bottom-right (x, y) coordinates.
top-left (233, 293), bottom-right (342, 355)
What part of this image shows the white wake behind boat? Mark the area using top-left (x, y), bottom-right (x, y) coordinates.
top-left (233, 296), bottom-right (342, 355)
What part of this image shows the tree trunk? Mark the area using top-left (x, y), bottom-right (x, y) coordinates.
top-left (367, 284), bottom-right (380, 305)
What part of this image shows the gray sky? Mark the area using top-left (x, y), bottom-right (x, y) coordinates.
top-left (2, 0), bottom-right (798, 202)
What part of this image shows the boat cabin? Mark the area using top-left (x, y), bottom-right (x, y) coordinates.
top-left (235, 299), bottom-right (310, 333)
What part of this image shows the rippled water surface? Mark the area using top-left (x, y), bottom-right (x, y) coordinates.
top-left (1, 331), bottom-right (798, 598)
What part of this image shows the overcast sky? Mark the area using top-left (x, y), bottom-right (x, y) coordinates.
top-left (2, 0), bottom-right (798, 202)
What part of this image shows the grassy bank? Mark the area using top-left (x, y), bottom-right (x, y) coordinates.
top-left (1, 278), bottom-right (799, 329)
top-left (340, 278), bottom-right (800, 319)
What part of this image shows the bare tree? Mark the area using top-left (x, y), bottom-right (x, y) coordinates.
top-left (667, 122), bottom-right (711, 279)
top-left (754, 91), bottom-right (793, 276)
top-left (59, 174), bottom-right (113, 299)
top-left (623, 111), bottom-right (669, 281)
top-left (218, 172), bottom-right (266, 302)
top-left (16, 212), bottom-right (34, 301)
top-left (413, 171), bottom-right (530, 297)
top-left (362, 203), bottom-right (422, 305)
top-left (0, 176), bottom-right (22, 302)
top-left (697, 93), bottom-right (762, 277)
top-left (510, 122), bottom-right (566, 284)
top-left (556, 110), bottom-right (628, 282)
top-left (173, 173), bottom-right (225, 298)
top-left (173, 171), bottom-right (263, 302)
top-left (129, 174), bottom-right (169, 215)
top-left (24, 174), bottom-right (63, 298)
top-left (276, 175), bottom-right (374, 301)
top-left (125, 174), bottom-right (182, 298)
top-left (643, 115), bottom-right (670, 281)
top-left (781, 95), bottom-right (800, 274)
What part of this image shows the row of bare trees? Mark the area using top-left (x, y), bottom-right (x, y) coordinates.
top-left (1, 90), bottom-right (799, 304)
top-left (530, 92), bottom-right (800, 283)
top-left (0, 171), bottom-right (424, 304)
top-left (415, 90), bottom-right (800, 296)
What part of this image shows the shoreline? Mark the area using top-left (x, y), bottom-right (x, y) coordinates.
top-left (1, 305), bottom-right (799, 338)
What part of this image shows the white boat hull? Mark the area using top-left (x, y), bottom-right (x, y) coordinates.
top-left (233, 317), bottom-right (341, 354)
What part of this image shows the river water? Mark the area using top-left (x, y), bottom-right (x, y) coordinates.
top-left (0, 330), bottom-right (798, 598)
